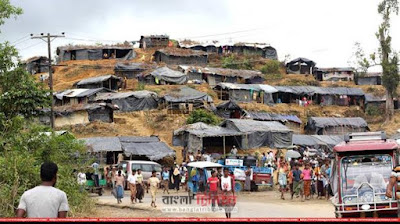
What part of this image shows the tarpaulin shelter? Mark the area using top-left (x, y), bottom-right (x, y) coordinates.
top-left (73, 75), bottom-right (122, 90)
top-left (144, 67), bottom-right (187, 85)
top-left (356, 72), bottom-right (382, 85)
top-left (221, 119), bottom-right (293, 149)
top-left (57, 45), bottom-right (136, 62)
top-left (40, 103), bottom-right (117, 128)
top-left (173, 122), bottom-right (243, 154)
top-left (139, 35), bottom-right (170, 49)
top-left (179, 65), bottom-right (264, 87)
top-left (214, 83), bottom-right (277, 104)
top-left (245, 111), bottom-right (302, 133)
top-left (286, 57), bottom-right (316, 74)
top-left (305, 117), bottom-right (369, 135)
top-left (179, 41), bottom-right (278, 60)
top-left (292, 134), bottom-right (344, 152)
top-left (23, 56), bottom-right (49, 74)
top-left (313, 67), bottom-right (354, 81)
top-left (54, 88), bottom-right (112, 106)
top-left (214, 100), bottom-right (246, 119)
top-left (162, 86), bottom-right (213, 113)
top-left (94, 90), bottom-right (159, 112)
top-left (154, 48), bottom-right (208, 65)
top-left (114, 63), bottom-right (149, 79)
top-left (81, 136), bottom-right (175, 164)
top-left (273, 85), bottom-right (365, 106)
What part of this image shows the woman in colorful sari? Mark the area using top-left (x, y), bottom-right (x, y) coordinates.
top-left (302, 163), bottom-right (313, 200)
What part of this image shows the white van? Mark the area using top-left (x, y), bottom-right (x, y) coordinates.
top-left (119, 160), bottom-right (162, 184)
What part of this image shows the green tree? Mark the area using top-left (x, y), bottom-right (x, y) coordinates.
top-left (187, 109), bottom-right (221, 125)
top-left (351, 0), bottom-right (399, 121)
top-left (0, 67), bottom-right (50, 119)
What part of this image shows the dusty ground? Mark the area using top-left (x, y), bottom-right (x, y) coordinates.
top-left (86, 189), bottom-right (334, 218)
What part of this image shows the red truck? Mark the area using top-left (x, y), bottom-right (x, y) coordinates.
top-left (331, 132), bottom-right (399, 218)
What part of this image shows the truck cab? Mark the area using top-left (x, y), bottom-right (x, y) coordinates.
top-left (331, 132), bottom-right (399, 218)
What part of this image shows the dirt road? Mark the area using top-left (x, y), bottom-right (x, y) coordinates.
top-left (88, 190), bottom-right (335, 218)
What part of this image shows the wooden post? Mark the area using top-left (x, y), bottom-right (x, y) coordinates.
top-left (223, 136), bottom-right (226, 159)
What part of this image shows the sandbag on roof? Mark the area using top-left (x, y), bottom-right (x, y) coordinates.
top-left (150, 67), bottom-right (187, 84)
top-left (163, 86), bottom-right (213, 103)
top-left (306, 117), bottom-right (368, 128)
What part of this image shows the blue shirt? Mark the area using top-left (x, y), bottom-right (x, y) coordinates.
top-left (162, 171), bottom-right (169, 180)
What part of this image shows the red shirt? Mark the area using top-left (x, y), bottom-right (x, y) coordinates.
top-left (207, 177), bottom-right (219, 192)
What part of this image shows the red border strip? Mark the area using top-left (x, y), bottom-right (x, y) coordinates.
top-left (1, 218), bottom-right (400, 222)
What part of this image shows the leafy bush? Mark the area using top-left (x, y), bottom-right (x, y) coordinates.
top-left (187, 109), bottom-right (221, 125)
top-left (221, 55), bottom-right (253, 70)
top-left (137, 82), bottom-right (146, 91)
top-left (260, 60), bottom-right (280, 74)
top-left (0, 116), bottom-right (93, 217)
top-left (366, 105), bottom-right (381, 116)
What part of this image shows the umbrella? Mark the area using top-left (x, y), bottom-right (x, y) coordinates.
top-left (285, 150), bottom-right (301, 159)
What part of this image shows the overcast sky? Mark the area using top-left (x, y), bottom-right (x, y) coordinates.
top-left (1, 0), bottom-right (400, 68)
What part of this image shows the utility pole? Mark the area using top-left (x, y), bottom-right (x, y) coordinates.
top-left (31, 33), bottom-right (65, 129)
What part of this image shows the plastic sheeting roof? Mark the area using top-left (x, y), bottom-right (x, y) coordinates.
top-left (75, 75), bottom-right (121, 86)
top-left (81, 136), bottom-right (175, 160)
top-left (292, 134), bottom-right (344, 150)
top-left (114, 63), bottom-right (146, 71)
top-left (273, 86), bottom-right (364, 96)
top-left (306, 117), bottom-right (368, 128)
top-left (223, 119), bottom-right (292, 133)
top-left (95, 90), bottom-right (158, 101)
top-left (150, 67), bottom-right (187, 84)
top-left (174, 122), bottom-right (242, 137)
top-left (82, 137), bottom-right (122, 152)
top-left (365, 94), bottom-right (386, 103)
top-left (163, 86), bottom-right (213, 103)
top-left (180, 65), bottom-right (262, 79)
top-left (216, 100), bottom-right (242, 110)
top-left (215, 83), bottom-right (278, 93)
top-left (286, 57), bottom-right (316, 67)
top-left (246, 111), bottom-right (302, 124)
top-left (55, 88), bottom-right (109, 100)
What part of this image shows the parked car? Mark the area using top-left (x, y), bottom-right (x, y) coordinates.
top-left (118, 160), bottom-right (162, 187)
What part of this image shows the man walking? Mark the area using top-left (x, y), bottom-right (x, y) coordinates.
top-left (386, 165), bottom-right (400, 217)
top-left (17, 162), bottom-right (69, 218)
top-left (127, 169), bottom-right (137, 204)
top-left (136, 169), bottom-right (145, 203)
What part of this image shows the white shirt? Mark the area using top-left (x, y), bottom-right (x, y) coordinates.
top-left (231, 147), bottom-right (238, 155)
top-left (189, 155), bottom-right (195, 162)
top-left (127, 174), bottom-right (137, 184)
top-left (203, 154), bottom-right (211, 162)
top-left (221, 176), bottom-right (233, 191)
top-left (77, 172), bottom-right (86, 185)
top-left (18, 186), bottom-right (69, 218)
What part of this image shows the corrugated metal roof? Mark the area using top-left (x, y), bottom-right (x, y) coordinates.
top-left (314, 67), bottom-right (354, 72)
top-left (157, 48), bottom-right (208, 57)
top-left (306, 117), bottom-right (368, 128)
top-left (55, 88), bottom-right (110, 100)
